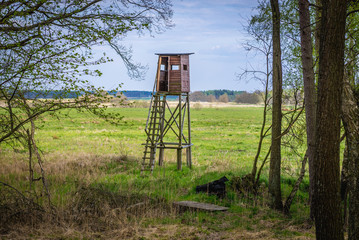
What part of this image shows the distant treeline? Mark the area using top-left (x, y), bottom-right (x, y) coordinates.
top-left (22, 90), bottom-right (153, 99)
top-left (190, 90), bottom-right (262, 104)
top-left (122, 90), bottom-right (246, 100)
top-left (201, 90), bottom-right (244, 99)
top-left (22, 89), bottom-right (262, 103)
top-left (122, 90), bottom-right (152, 98)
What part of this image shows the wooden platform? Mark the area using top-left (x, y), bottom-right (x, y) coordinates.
top-left (173, 201), bottom-right (229, 212)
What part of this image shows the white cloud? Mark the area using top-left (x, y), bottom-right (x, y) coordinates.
top-left (211, 45), bottom-right (221, 50)
top-left (91, 0), bottom-right (261, 92)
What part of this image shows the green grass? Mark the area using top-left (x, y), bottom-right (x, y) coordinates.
top-left (0, 106), bottom-right (315, 239)
top-left (36, 107), bottom-right (268, 161)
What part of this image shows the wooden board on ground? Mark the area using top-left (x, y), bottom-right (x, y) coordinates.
top-left (173, 201), bottom-right (229, 212)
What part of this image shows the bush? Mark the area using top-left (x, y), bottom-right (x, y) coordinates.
top-left (192, 102), bottom-right (202, 110)
top-left (129, 100), bottom-right (150, 108)
top-left (190, 91), bottom-right (207, 102)
top-left (207, 95), bottom-right (217, 102)
top-left (234, 91), bottom-right (261, 104)
top-left (218, 93), bottom-right (229, 103)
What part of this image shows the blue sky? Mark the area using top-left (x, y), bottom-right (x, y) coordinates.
top-left (93, 0), bottom-right (260, 92)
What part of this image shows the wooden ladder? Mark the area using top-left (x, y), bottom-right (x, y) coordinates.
top-left (141, 94), bottom-right (166, 173)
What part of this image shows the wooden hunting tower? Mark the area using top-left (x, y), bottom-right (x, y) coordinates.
top-left (141, 53), bottom-right (194, 173)
top-left (156, 53), bottom-right (191, 93)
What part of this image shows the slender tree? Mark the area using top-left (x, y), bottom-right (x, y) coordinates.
top-left (298, 0), bottom-right (316, 217)
top-left (238, 2), bottom-right (272, 187)
top-left (268, 0), bottom-right (283, 210)
top-left (313, 0), bottom-right (346, 238)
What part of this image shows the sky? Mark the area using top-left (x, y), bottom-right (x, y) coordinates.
top-left (93, 0), bottom-right (260, 92)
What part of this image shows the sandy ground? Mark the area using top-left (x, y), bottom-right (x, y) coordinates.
top-left (168, 101), bottom-right (263, 108)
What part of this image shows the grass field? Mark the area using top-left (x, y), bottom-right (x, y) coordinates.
top-left (0, 104), bottom-right (315, 239)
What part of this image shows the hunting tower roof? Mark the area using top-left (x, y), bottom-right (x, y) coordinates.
top-left (155, 53), bottom-right (194, 56)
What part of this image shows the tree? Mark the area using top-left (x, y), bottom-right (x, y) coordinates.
top-left (342, 66), bottom-right (359, 240)
top-left (190, 91), bottom-right (206, 102)
top-left (240, 3), bottom-right (305, 214)
top-left (268, 0), bottom-right (283, 211)
top-left (341, 7), bottom-right (359, 238)
top-left (218, 93), bottom-right (229, 103)
top-left (298, 0), bottom-right (316, 218)
top-left (313, 0), bottom-right (346, 238)
top-left (0, 0), bottom-right (172, 200)
top-left (238, 0), bottom-right (272, 188)
top-left (234, 92), bottom-right (261, 104)
top-left (207, 94), bottom-right (217, 102)
top-left (0, 0), bottom-right (172, 144)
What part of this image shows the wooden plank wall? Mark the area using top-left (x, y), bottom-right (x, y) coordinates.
top-left (156, 55), bottom-right (191, 94)
top-left (169, 56), bottom-right (182, 93)
top-left (181, 55), bottom-right (190, 92)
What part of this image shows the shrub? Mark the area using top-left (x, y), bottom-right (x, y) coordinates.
top-left (218, 93), bottom-right (229, 103)
top-left (234, 92), bottom-right (261, 104)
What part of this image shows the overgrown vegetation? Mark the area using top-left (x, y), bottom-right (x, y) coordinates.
top-left (0, 106), bottom-right (315, 239)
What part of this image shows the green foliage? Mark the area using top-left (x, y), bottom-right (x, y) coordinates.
top-left (0, 0), bottom-right (173, 145)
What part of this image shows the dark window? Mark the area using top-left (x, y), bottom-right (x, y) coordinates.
top-left (183, 65), bottom-right (188, 70)
top-left (171, 65), bottom-right (180, 70)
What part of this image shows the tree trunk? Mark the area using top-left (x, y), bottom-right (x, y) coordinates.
top-left (268, 0), bottom-right (283, 211)
top-left (342, 72), bottom-right (359, 240)
top-left (298, 0), bottom-right (316, 218)
top-left (341, 141), bottom-right (349, 228)
top-left (314, 0), bottom-right (321, 61)
top-left (313, 0), bottom-right (346, 239)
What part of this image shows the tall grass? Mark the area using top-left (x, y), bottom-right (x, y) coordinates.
top-left (0, 106), bottom-right (315, 239)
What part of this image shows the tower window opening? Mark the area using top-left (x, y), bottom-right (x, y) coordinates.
top-left (171, 65), bottom-right (180, 70)
top-left (183, 65), bottom-right (188, 70)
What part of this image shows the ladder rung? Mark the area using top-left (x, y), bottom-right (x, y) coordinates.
top-left (141, 93), bottom-right (167, 175)
top-left (151, 111), bottom-right (164, 113)
top-left (143, 150), bottom-right (154, 153)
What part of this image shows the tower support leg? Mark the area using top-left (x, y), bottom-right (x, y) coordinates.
top-left (177, 149), bottom-right (182, 170)
top-left (159, 148), bottom-right (164, 166)
top-left (186, 93), bottom-right (192, 168)
top-left (150, 147), bottom-right (156, 171)
top-left (186, 147), bottom-right (192, 168)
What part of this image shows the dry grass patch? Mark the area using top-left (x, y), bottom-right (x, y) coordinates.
top-left (0, 181), bottom-right (175, 239)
